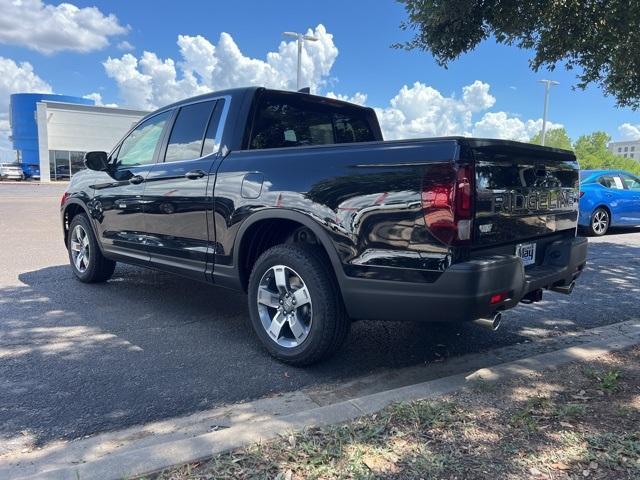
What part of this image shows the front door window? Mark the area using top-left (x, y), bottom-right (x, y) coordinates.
top-left (116, 111), bottom-right (171, 168)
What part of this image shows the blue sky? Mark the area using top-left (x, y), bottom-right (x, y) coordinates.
top-left (1, 0), bottom-right (638, 149)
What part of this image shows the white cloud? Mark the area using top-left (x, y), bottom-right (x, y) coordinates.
top-left (104, 25), bottom-right (338, 110)
top-left (473, 111), bottom-right (563, 142)
top-left (374, 81), bottom-right (496, 140)
top-left (618, 123), bottom-right (640, 141)
top-left (462, 80), bottom-right (496, 112)
top-left (344, 81), bottom-right (559, 142)
top-left (325, 91), bottom-right (367, 105)
top-left (0, 119), bottom-right (14, 162)
top-left (0, 57), bottom-right (52, 112)
top-left (0, 57), bottom-right (52, 160)
top-left (0, 0), bottom-right (128, 54)
top-left (117, 40), bottom-right (134, 51)
top-left (83, 92), bottom-right (118, 108)
top-left (101, 26), bottom-right (559, 144)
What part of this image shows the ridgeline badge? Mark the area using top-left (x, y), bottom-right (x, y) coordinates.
top-left (491, 189), bottom-right (577, 214)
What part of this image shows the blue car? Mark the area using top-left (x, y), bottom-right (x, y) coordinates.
top-left (579, 169), bottom-right (640, 235)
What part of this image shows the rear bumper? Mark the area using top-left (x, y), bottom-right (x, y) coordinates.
top-left (341, 236), bottom-right (588, 322)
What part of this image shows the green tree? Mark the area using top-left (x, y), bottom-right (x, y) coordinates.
top-left (529, 128), bottom-right (573, 150)
top-left (396, 1), bottom-right (640, 109)
top-left (573, 131), bottom-right (640, 175)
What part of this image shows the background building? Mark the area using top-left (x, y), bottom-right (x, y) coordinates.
top-left (608, 139), bottom-right (640, 161)
top-left (9, 93), bottom-right (148, 181)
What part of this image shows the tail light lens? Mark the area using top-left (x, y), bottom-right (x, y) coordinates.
top-left (60, 191), bottom-right (69, 208)
top-left (579, 191), bottom-right (585, 198)
top-left (421, 164), bottom-right (474, 245)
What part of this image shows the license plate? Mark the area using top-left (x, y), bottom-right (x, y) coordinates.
top-left (516, 242), bottom-right (536, 266)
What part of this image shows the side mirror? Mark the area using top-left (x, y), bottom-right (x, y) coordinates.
top-left (84, 151), bottom-right (109, 171)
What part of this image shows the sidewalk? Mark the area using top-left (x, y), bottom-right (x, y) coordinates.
top-left (156, 345), bottom-right (640, 479)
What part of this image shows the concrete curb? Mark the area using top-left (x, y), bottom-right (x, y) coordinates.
top-left (13, 321), bottom-right (639, 480)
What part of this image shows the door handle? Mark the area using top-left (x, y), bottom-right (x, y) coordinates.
top-left (129, 175), bottom-right (145, 185)
top-left (185, 169), bottom-right (206, 180)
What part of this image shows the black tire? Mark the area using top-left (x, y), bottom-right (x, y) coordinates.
top-left (588, 207), bottom-right (610, 236)
top-left (247, 244), bottom-right (350, 366)
top-left (67, 214), bottom-right (116, 283)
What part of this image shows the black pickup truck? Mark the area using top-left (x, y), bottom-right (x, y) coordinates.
top-left (61, 87), bottom-right (587, 365)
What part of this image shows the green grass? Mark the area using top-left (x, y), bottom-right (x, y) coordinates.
top-left (556, 403), bottom-right (587, 419)
top-left (599, 370), bottom-right (621, 392)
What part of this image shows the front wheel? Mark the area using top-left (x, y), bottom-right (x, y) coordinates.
top-left (589, 207), bottom-right (610, 236)
top-left (67, 214), bottom-right (116, 282)
top-left (247, 244), bottom-right (350, 366)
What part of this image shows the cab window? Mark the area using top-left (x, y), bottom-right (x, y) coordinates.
top-left (116, 111), bottom-right (171, 168)
top-left (249, 93), bottom-right (377, 150)
top-left (165, 101), bottom-right (215, 162)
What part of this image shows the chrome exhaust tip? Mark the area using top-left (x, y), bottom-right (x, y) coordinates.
top-left (551, 281), bottom-right (575, 295)
top-left (472, 312), bottom-right (502, 331)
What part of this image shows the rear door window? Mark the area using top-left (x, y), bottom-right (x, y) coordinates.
top-left (165, 101), bottom-right (216, 162)
top-left (201, 100), bottom-right (226, 156)
top-left (249, 94), bottom-right (376, 149)
top-left (598, 175), bottom-right (625, 190)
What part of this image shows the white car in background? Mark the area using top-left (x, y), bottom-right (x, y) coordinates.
top-left (0, 163), bottom-right (25, 181)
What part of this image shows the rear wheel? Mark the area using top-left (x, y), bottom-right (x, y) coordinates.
top-left (247, 244), bottom-right (349, 366)
top-left (67, 214), bottom-right (116, 282)
top-left (589, 207), bottom-right (610, 236)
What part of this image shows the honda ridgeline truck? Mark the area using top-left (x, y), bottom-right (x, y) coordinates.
top-left (60, 87), bottom-right (587, 365)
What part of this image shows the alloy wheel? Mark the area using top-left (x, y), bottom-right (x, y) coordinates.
top-left (256, 265), bottom-right (312, 348)
top-left (70, 225), bottom-right (90, 273)
top-left (592, 210), bottom-right (609, 235)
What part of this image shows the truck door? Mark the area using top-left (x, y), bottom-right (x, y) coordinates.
top-left (598, 174), bottom-right (627, 224)
top-left (92, 110), bottom-right (172, 264)
top-left (143, 99), bottom-right (226, 280)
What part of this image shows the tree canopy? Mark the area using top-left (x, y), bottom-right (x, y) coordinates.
top-left (528, 128), bottom-right (640, 176)
top-left (396, 1), bottom-right (640, 109)
top-left (529, 128), bottom-right (573, 151)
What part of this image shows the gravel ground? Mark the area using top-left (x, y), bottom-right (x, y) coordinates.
top-left (1, 183), bottom-right (639, 454)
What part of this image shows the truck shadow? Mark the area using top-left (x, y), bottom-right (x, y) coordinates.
top-left (0, 238), bottom-right (638, 452)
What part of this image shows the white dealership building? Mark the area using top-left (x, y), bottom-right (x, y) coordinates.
top-left (9, 93), bottom-right (148, 182)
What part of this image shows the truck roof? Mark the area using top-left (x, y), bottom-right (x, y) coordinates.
top-left (140, 86), bottom-right (374, 123)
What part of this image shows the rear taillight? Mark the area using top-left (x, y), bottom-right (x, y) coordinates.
top-left (60, 191), bottom-right (69, 208)
top-left (579, 191), bottom-right (585, 198)
top-left (421, 164), bottom-right (474, 245)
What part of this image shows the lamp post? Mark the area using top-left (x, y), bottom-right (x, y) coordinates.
top-left (283, 31), bottom-right (318, 90)
top-left (538, 79), bottom-right (559, 146)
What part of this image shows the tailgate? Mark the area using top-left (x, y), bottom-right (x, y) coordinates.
top-left (470, 140), bottom-right (579, 247)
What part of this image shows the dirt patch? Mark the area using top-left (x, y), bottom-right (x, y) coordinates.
top-left (149, 346), bottom-right (640, 479)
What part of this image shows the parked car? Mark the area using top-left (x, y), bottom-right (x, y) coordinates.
top-left (0, 163), bottom-right (25, 181)
top-left (579, 169), bottom-right (640, 235)
top-left (22, 163), bottom-right (41, 180)
top-left (55, 164), bottom-right (71, 180)
top-left (60, 87), bottom-right (587, 365)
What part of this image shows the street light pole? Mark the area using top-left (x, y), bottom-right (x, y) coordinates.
top-left (538, 79), bottom-right (559, 146)
top-left (283, 31), bottom-right (318, 90)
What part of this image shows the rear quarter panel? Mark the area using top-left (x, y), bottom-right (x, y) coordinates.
top-left (213, 140), bottom-right (460, 283)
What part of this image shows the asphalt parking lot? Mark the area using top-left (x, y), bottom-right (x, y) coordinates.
top-left (1, 182), bottom-right (639, 454)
